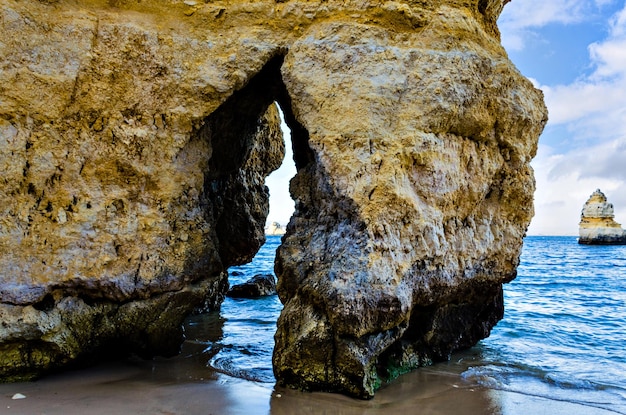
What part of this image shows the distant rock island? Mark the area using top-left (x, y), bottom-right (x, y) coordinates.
top-left (579, 189), bottom-right (626, 245)
top-left (265, 222), bottom-right (286, 236)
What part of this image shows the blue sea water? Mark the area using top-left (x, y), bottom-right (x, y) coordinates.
top-left (185, 235), bottom-right (626, 413)
top-left (461, 236), bottom-right (626, 414)
top-left (183, 236), bottom-right (284, 383)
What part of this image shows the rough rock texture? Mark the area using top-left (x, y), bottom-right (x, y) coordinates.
top-left (0, 0), bottom-right (286, 380)
top-left (226, 274), bottom-right (277, 298)
top-left (0, 0), bottom-right (546, 397)
top-left (273, 3), bottom-right (547, 398)
top-left (579, 189), bottom-right (626, 245)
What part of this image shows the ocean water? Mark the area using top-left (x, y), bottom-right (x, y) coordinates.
top-left (460, 236), bottom-right (626, 414)
top-left (183, 235), bottom-right (626, 413)
top-left (183, 236), bottom-right (284, 383)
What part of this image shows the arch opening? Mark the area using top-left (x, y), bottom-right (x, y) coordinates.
top-left (177, 54), bottom-right (303, 383)
top-left (195, 53), bottom-right (310, 269)
top-left (264, 105), bottom-right (297, 235)
top-left (198, 104), bottom-right (296, 383)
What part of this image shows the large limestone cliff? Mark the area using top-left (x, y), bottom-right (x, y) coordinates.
top-left (579, 189), bottom-right (626, 245)
top-left (0, 1), bottom-right (287, 380)
top-left (0, 0), bottom-right (547, 397)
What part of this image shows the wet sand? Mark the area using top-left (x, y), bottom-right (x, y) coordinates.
top-left (0, 358), bottom-right (618, 415)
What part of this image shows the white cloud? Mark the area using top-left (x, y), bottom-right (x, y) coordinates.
top-left (590, 39), bottom-right (626, 78)
top-left (537, 2), bottom-right (626, 135)
top-left (541, 80), bottom-right (626, 130)
top-left (529, 140), bottom-right (626, 235)
top-left (520, 2), bottom-right (626, 234)
top-left (498, 0), bottom-right (615, 51)
top-left (548, 137), bottom-right (626, 182)
top-left (589, 7), bottom-right (626, 78)
top-left (265, 108), bottom-right (296, 228)
top-left (609, 3), bottom-right (626, 35)
top-left (501, 0), bottom-right (587, 29)
top-left (265, 157), bottom-right (295, 228)
top-left (499, 0), bottom-right (582, 51)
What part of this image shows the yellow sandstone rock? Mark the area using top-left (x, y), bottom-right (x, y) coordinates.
top-left (0, 0), bottom-right (546, 397)
top-left (579, 189), bottom-right (626, 244)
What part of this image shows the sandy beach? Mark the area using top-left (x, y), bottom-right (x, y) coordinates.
top-left (0, 356), bottom-right (618, 415)
top-left (2, 237), bottom-right (625, 415)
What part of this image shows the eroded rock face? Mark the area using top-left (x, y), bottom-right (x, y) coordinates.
top-left (0, 0), bottom-right (546, 396)
top-left (274, 4), bottom-right (547, 399)
top-left (0, 1), bottom-right (286, 380)
top-left (579, 189), bottom-right (626, 245)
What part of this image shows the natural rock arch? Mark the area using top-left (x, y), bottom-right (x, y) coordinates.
top-left (197, 53), bottom-right (311, 266)
top-left (0, 0), bottom-right (547, 399)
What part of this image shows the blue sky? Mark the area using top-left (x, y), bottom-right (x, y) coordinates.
top-left (266, 1), bottom-right (626, 236)
top-left (501, 0), bottom-right (626, 235)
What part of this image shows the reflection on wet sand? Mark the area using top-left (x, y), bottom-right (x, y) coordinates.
top-left (0, 296), bottom-right (619, 415)
top-left (0, 345), bottom-right (617, 415)
top-left (269, 367), bottom-right (502, 415)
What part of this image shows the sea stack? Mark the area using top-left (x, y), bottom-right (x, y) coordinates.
top-left (265, 222), bottom-right (287, 236)
top-left (579, 189), bottom-right (626, 245)
top-left (0, 0), bottom-right (547, 398)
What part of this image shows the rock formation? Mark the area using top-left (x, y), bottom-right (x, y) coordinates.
top-left (226, 274), bottom-right (277, 298)
top-left (271, 2), bottom-right (547, 398)
top-left (0, 0), bottom-right (287, 380)
top-left (0, 0), bottom-right (547, 398)
top-left (579, 189), bottom-right (626, 244)
top-left (265, 221), bottom-right (287, 236)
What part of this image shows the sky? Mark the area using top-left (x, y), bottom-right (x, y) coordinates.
top-left (264, 108), bottom-right (296, 229)
top-left (266, 0), bottom-right (626, 236)
top-left (500, 0), bottom-right (626, 235)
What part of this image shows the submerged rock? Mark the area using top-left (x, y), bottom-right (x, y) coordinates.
top-left (0, 0), bottom-right (546, 397)
top-left (579, 189), bottom-right (626, 245)
top-left (227, 274), bottom-right (277, 298)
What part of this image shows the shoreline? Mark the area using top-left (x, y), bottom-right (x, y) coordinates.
top-left (0, 357), bottom-right (620, 415)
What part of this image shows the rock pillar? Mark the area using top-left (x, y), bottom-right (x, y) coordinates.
top-left (273, 2), bottom-right (547, 398)
top-left (579, 189), bottom-right (626, 244)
